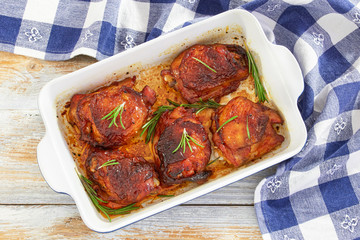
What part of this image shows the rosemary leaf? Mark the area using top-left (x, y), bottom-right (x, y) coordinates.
top-left (101, 203), bottom-right (139, 215)
top-left (207, 157), bottom-right (220, 166)
top-left (98, 159), bottom-right (119, 170)
top-left (102, 103), bottom-right (126, 129)
top-left (186, 136), bottom-right (193, 153)
top-left (245, 47), bottom-right (268, 103)
top-left (187, 135), bottom-right (205, 148)
top-left (195, 107), bottom-right (207, 114)
top-left (158, 194), bottom-right (175, 197)
top-left (172, 128), bottom-right (204, 154)
top-left (172, 128), bottom-right (185, 153)
top-left (246, 115), bottom-right (251, 140)
top-left (166, 99), bottom-right (181, 107)
top-left (216, 116), bottom-right (238, 133)
top-left (141, 105), bottom-right (176, 143)
top-left (75, 169), bottom-right (138, 222)
top-left (192, 57), bottom-right (217, 73)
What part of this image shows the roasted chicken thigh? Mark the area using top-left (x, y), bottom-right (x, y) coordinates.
top-left (162, 44), bottom-right (249, 103)
top-left (68, 77), bottom-right (156, 148)
top-left (84, 147), bottom-right (159, 209)
top-left (153, 107), bottom-right (212, 186)
top-left (211, 96), bottom-right (284, 167)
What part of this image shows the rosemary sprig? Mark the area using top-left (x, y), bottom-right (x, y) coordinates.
top-left (98, 159), bottom-right (119, 170)
top-left (102, 103), bottom-right (126, 129)
top-left (75, 169), bottom-right (139, 222)
top-left (167, 98), bottom-right (222, 114)
top-left (246, 115), bottom-right (251, 140)
top-left (141, 99), bottom-right (221, 143)
top-left (245, 45), bottom-right (268, 103)
top-left (100, 203), bottom-right (139, 216)
top-left (207, 157), bottom-right (220, 166)
top-left (140, 105), bottom-right (176, 143)
top-left (192, 57), bottom-right (217, 73)
top-left (158, 194), bottom-right (175, 197)
top-left (172, 128), bottom-right (204, 153)
top-left (216, 116), bottom-right (238, 133)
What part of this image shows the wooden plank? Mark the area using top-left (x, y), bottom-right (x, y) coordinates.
top-left (0, 205), bottom-right (262, 239)
top-left (0, 108), bottom-right (74, 204)
top-left (0, 51), bottom-right (96, 110)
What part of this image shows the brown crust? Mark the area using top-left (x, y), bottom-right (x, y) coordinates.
top-left (84, 147), bottom-right (159, 209)
top-left (165, 44), bottom-right (249, 103)
top-left (68, 77), bottom-right (157, 148)
top-left (211, 96), bottom-right (284, 167)
top-left (153, 107), bottom-right (212, 186)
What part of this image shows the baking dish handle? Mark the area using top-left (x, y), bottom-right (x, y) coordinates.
top-left (271, 44), bottom-right (304, 99)
top-left (37, 134), bottom-right (69, 194)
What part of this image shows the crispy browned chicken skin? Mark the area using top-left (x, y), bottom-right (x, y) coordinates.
top-left (211, 96), bottom-right (284, 167)
top-left (84, 147), bottom-right (159, 209)
top-left (162, 44), bottom-right (249, 103)
top-left (153, 107), bottom-right (212, 186)
top-left (68, 77), bottom-right (156, 148)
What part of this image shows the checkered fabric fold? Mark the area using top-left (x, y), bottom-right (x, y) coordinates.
top-left (0, 0), bottom-right (250, 60)
top-left (246, 1), bottom-right (360, 239)
top-left (2, 0), bottom-right (359, 239)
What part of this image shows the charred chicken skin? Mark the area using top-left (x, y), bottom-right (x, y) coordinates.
top-left (211, 96), bottom-right (284, 167)
top-left (162, 44), bottom-right (249, 103)
top-left (153, 107), bottom-right (212, 186)
top-left (85, 147), bottom-right (159, 209)
top-left (68, 77), bottom-right (156, 148)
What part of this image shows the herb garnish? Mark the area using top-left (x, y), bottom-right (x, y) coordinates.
top-left (246, 115), bottom-right (251, 140)
top-left (140, 105), bottom-right (176, 143)
top-left (207, 157), bottom-right (220, 166)
top-left (172, 128), bottom-right (204, 153)
top-left (76, 169), bottom-right (139, 222)
top-left (158, 194), bottom-right (175, 197)
top-left (98, 159), bottom-right (119, 170)
top-left (216, 116), bottom-right (238, 133)
top-left (102, 103), bottom-right (126, 129)
top-left (192, 57), bottom-right (217, 73)
top-left (167, 98), bottom-right (221, 114)
top-left (141, 99), bottom-right (222, 143)
top-left (245, 45), bottom-right (268, 103)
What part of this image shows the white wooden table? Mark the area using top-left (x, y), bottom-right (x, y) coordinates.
top-left (0, 51), bottom-right (275, 239)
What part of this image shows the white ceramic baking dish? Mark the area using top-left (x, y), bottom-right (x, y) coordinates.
top-left (37, 9), bottom-right (307, 232)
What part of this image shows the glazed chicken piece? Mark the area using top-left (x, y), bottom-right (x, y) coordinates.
top-left (84, 147), bottom-right (159, 209)
top-left (162, 44), bottom-right (249, 103)
top-left (153, 107), bottom-right (212, 186)
top-left (211, 96), bottom-right (284, 167)
top-left (68, 77), bottom-right (156, 148)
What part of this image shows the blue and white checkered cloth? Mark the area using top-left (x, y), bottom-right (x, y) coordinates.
top-left (2, 0), bottom-right (359, 239)
top-left (248, 1), bottom-right (360, 240)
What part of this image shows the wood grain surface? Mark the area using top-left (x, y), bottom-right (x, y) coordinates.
top-left (0, 51), bottom-right (274, 239)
